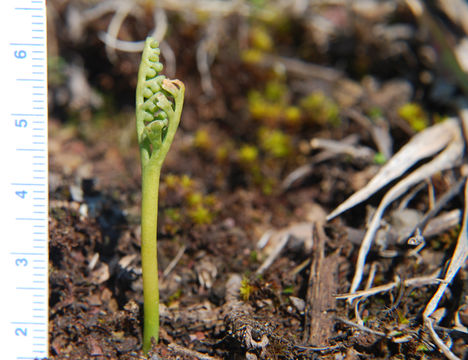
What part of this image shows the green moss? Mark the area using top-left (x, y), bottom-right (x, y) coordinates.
top-left (284, 106), bottom-right (302, 127)
top-left (248, 90), bottom-right (283, 122)
top-left (48, 56), bottom-right (67, 86)
top-left (416, 344), bottom-right (430, 352)
top-left (193, 128), bottom-right (213, 151)
top-left (203, 194), bottom-right (217, 207)
top-left (188, 205), bottom-right (214, 225)
top-left (180, 174), bottom-right (194, 190)
top-left (167, 288), bottom-right (183, 304)
top-left (396, 309), bottom-right (410, 325)
top-left (258, 127), bottom-right (292, 158)
top-left (261, 177), bottom-right (275, 195)
top-left (398, 102), bottom-right (429, 131)
top-left (373, 152), bottom-right (387, 165)
top-left (164, 174), bottom-right (179, 189)
top-left (264, 80), bottom-right (287, 102)
top-left (300, 92), bottom-right (340, 126)
top-left (239, 144), bottom-right (259, 163)
top-left (164, 208), bottom-right (182, 222)
top-left (250, 25), bottom-right (273, 52)
top-left (241, 49), bottom-right (264, 64)
top-left (186, 191), bottom-right (204, 207)
top-left (248, 91), bottom-right (267, 119)
top-left (51, 207), bottom-right (70, 221)
top-left (161, 173), bottom-right (219, 226)
top-left (249, 250), bottom-right (258, 262)
top-left (239, 277), bottom-right (254, 301)
top-left (215, 145), bottom-right (229, 162)
top-left (247, 79), bottom-right (308, 128)
top-left (367, 106), bottom-right (384, 120)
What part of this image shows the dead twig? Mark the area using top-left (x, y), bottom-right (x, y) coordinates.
top-left (334, 316), bottom-right (386, 338)
top-left (336, 269), bottom-right (443, 302)
top-left (404, 177), bottom-right (466, 242)
top-left (196, 18), bottom-right (222, 96)
top-left (162, 244), bottom-right (186, 278)
top-left (303, 224), bottom-right (338, 345)
top-left (310, 138), bottom-right (375, 162)
top-left (422, 180), bottom-right (468, 360)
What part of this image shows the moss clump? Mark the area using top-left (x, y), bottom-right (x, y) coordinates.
top-left (373, 152), bottom-right (387, 165)
top-left (164, 208), bottom-right (182, 222)
top-left (367, 106), bottom-right (384, 120)
top-left (193, 128), bottom-right (213, 152)
top-left (250, 25), bottom-right (273, 52)
top-left (248, 86), bottom-right (341, 128)
top-left (185, 191), bottom-right (217, 225)
top-left (300, 92), bottom-right (340, 126)
top-left (180, 174), bottom-right (194, 190)
top-left (167, 288), bottom-right (183, 304)
top-left (238, 144), bottom-right (259, 164)
top-left (164, 174), bottom-right (179, 189)
top-left (258, 127), bottom-right (292, 158)
top-left (247, 79), bottom-right (292, 127)
top-left (241, 48), bottom-right (264, 64)
top-left (188, 205), bottom-right (214, 225)
top-left (239, 277), bottom-right (254, 301)
top-left (248, 89), bottom-right (283, 122)
top-left (186, 191), bottom-right (204, 207)
top-left (264, 80), bottom-right (287, 102)
top-left (283, 106), bottom-right (302, 127)
top-left (398, 102), bottom-right (429, 131)
top-left (161, 174), bottom-right (218, 227)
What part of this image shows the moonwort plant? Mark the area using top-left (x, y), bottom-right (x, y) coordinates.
top-left (136, 37), bottom-right (185, 353)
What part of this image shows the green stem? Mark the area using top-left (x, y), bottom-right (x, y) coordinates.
top-left (141, 163), bottom-right (161, 353)
top-left (135, 37), bottom-right (184, 354)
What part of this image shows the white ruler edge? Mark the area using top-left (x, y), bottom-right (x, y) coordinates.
top-left (0, 1), bottom-right (48, 359)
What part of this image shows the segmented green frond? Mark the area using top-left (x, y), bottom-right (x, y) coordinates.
top-left (136, 37), bottom-right (185, 168)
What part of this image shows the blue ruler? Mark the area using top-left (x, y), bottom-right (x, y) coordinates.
top-left (0, 1), bottom-right (48, 359)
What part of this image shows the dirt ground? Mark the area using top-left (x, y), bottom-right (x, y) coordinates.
top-left (47, 1), bottom-right (468, 359)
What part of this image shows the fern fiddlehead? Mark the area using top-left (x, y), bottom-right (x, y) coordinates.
top-left (136, 37), bottom-right (185, 353)
top-left (136, 37), bottom-right (185, 167)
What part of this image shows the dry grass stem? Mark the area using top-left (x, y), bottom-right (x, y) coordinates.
top-left (336, 269), bottom-right (443, 302)
top-left (327, 118), bottom-right (460, 221)
top-left (327, 118), bottom-right (464, 295)
top-left (310, 138), bottom-right (375, 161)
top-left (422, 180), bottom-right (468, 360)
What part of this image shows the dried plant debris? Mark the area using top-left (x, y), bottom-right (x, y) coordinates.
top-left (256, 222), bottom-right (314, 275)
top-left (327, 117), bottom-right (465, 293)
top-left (327, 118), bottom-right (462, 222)
top-left (422, 181), bottom-right (468, 360)
top-left (328, 115), bottom-right (468, 358)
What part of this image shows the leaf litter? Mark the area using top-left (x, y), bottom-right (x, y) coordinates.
top-left (326, 114), bottom-right (467, 358)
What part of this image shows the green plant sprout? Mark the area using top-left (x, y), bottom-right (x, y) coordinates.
top-left (135, 37), bottom-right (185, 353)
